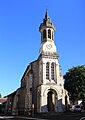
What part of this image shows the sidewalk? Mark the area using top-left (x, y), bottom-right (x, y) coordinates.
top-left (34, 112), bottom-right (64, 119)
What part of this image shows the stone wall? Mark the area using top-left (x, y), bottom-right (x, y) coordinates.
top-left (31, 60), bottom-right (39, 112)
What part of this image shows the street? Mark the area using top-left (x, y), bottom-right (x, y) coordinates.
top-left (0, 112), bottom-right (85, 120)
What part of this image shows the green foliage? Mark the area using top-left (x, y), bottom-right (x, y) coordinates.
top-left (64, 65), bottom-right (85, 103)
top-left (0, 93), bottom-right (2, 98)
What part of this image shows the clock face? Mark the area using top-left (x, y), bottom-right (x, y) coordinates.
top-left (46, 44), bottom-right (52, 49)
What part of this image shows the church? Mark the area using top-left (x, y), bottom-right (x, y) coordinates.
top-left (6, 10), bottom-right (69, 115)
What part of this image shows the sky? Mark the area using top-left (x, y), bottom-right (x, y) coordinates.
top-left (0, 0), bottom-right (85, 97)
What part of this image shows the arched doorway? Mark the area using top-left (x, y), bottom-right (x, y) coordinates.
top-left (47, 89), bottom-right (57, 112)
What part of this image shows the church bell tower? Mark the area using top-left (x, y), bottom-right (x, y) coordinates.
top-left (39, 10), bottom-right (57, 54)
top-left (37, 10), bottom-right (64, 112)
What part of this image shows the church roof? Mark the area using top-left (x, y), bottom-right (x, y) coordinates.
top-left (39, 10), bottom-right (56, 31)
top-left (43, 9), bottom-right (51, 24)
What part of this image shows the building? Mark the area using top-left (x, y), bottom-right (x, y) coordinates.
top-left (0, 98), bottom-right (7, 103)
top-left (6, 10), bottom-right (69, 115)
top-left (0, 98), bottom-right (7, 114)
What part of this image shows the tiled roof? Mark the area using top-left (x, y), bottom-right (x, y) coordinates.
top-left (0, 98), bottom-right (7, 103)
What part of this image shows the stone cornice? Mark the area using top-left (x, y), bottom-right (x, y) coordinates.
top-left (38, 51), bottom-right (59, 60)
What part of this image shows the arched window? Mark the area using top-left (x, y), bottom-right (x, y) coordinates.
top-left (52, 31), bottom-right (54, 40)
top-left (46, 62), bottom-right (49, 79)
top-left (48, 29), bottom-right (51, 39)
top-left (51, 62), bottom-right (54, 80)
top-left (43, 29), bottom-right (46, 39)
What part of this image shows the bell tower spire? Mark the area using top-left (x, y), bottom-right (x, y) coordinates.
top-left (39, 10), bottom-right (55, 43)
top-left (43, 9), bottom-right (50, 22)
top-left (39, 10), bottom-right (57, 54)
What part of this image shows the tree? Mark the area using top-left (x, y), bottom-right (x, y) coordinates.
top-left (0, 93), bottom-right (1, 98)
top-left (64, 65), bottom-right (85, 104)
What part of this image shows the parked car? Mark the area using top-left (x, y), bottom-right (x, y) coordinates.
top-left (81, 105), bottom-right (85, 112)
top-left (69, 105), bottom-right (75, 112)
top-left (74, 105), bottom-right (81, 112)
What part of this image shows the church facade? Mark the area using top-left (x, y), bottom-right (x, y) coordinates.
top-left (6, 11), bottom-right (69, 115)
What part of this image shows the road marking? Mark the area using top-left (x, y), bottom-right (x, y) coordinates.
top-left (80, 117), bottom-right (85, 120)
top-left (0, 116), bottom-right (14, 119)
top-left (0, 116), bottom-right (47, 120)
top-left (16, 116), bottom-right (47, 120)
top-left (0, 116), bottom-right (4, 119)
